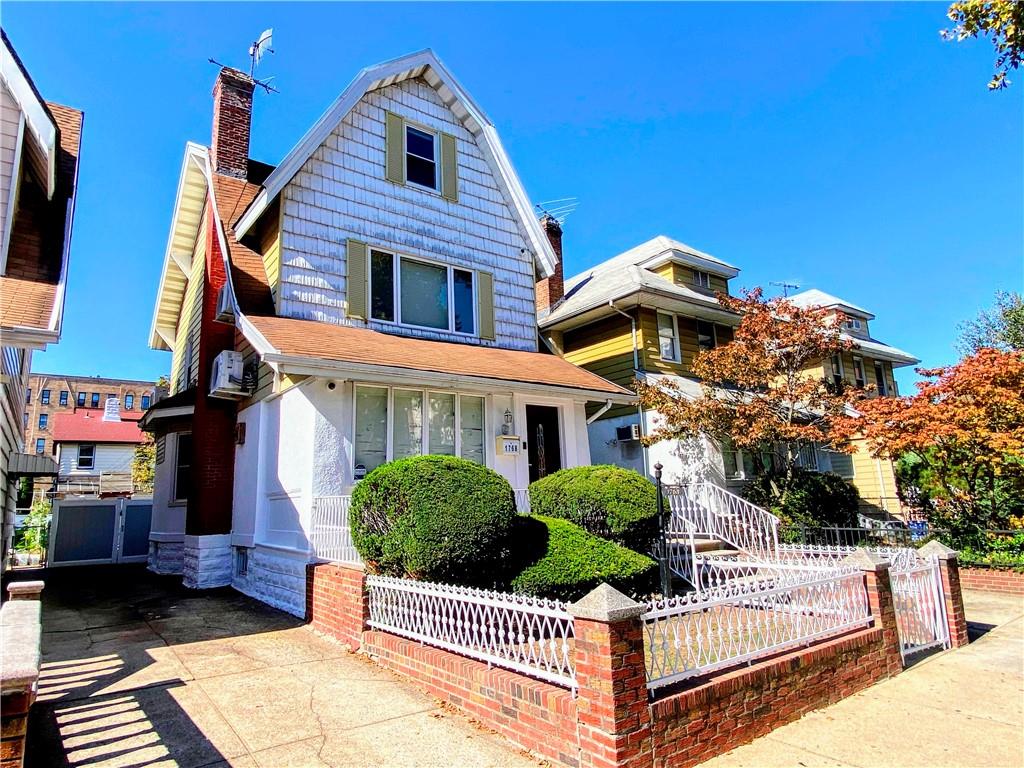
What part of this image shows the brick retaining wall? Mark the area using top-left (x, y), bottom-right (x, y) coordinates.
top-left (650, 628), bottom-right (889, 767)
top-left (364, 631), bottom-right (580, 767)
top-left (959, 566), bottom-right (1024, 595)
top-left (305, 554), bottom-right (956, 768)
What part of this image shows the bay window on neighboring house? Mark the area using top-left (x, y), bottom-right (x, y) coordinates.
top-left (657, 312), bottom-right (680, 362)
top-left (370, 249), bottom-right (477, 336)
top-left (873, 361), bottom-right (888, 396)
top-left (696, 320), bottom-right (717, 352)
top-left (353, 386), bottom-right (486, 478)
top-left (829, 354), bottom-right (844, 387)
top-left (852, 356), bottom-right (866, 388)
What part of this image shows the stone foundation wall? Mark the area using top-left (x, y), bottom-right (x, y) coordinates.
top-left (182, 534), bottom-right (232, 589)
top-left (148, 541), bottom-right (184, 575)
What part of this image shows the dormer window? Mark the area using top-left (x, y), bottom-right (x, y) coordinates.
top-left (369, 249), bottom-right (476, 335)
top-left (405, 125), bottom-right (438, 190)
top-left (693, 270), bottom-right (711, 289)
top-left (844, 318), bottom-right (863, 331)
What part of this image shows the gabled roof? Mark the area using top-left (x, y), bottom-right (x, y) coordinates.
top-left (788, 289), bottom-right (874, 320)
top-left (243, 315), bottom-right (634, 401)
top-left (232, 49), bottom-right (560, 279)
top-left (0, 81), bottom-right (82, 348)
top-left (1, 30), bottom-right (58, 199)
top-left (52, 411), bottom-right (146, 444)
top-left (540, 235), bottom-right (739, 331)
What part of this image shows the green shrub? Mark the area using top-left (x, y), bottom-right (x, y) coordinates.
top-left (957, 531), bottom-right (1024, 571)
top-left (349, 455), bottom-right (516, 583)
top-left (527, 465), bottom-right (658, 551)
top-left (743, 468), bottom-right (860, 537)
top-left (502, 515), bottom-right (658, 601)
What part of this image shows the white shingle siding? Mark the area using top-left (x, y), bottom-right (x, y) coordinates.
top-left (0, 83), bottom-right (22, 252)
top-left (279, 77), bottom-right (537, 351)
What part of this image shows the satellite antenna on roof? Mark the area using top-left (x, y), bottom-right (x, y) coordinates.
top-left (535, 197), bottom-right (578, 225)
top-left (770, 280), bottom-right (801, 298)
top-left (208, 28), bottom-right (279, 93)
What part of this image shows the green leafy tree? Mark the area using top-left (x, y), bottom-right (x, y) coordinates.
top-left (132, 438), bottom-right (156, 492)
top-left (957, 290), bottom-right (1024, 355)
top-left (18, 500), bottom-right (51, 554)
top-left (942, 0), bottom-right (1024, 89)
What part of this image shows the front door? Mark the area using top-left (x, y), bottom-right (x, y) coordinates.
top-left (526, 405), bottom-right (562, 483)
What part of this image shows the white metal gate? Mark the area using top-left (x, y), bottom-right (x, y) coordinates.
top-left (891, 558), bottom-right (949, 661)
top-left (47, 497), bottom-right (153, 567)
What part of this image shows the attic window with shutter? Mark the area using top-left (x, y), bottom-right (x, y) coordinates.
top-left (386, 112), bottom-right (459, 201)
top-left (405, 126), bottom-right (437, 190)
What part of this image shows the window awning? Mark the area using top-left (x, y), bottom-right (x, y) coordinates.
top-left (8, 453), bottom-right (57, 477)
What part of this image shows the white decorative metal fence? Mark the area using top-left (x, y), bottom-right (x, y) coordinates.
top-left (366, 575), bottom-right (576, 688)
top-left (310, 496), bottom-right (362, 564)
top-left (774, 543), bottom-right (924, 572)
top-left (890, 559), bottom-right (949, 660)
top-left (642, 568), bottom-right (871, 690)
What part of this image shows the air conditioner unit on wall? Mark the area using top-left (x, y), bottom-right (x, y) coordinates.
top-left (209, 350), bottom-right (246, 399)
top-left (215, 285), bottom-right (235, 323)
top-left (616, 424), bottom-right (641, 442)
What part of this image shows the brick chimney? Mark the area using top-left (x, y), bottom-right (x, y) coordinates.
top-left (536, 215), bottom-right (565, 315)
top-left (211, 67), bottom-right (255, 179)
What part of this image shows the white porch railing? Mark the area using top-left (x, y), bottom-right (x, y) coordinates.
top-left (667, 483), bottom-right (780, 562)
top-left (366, 575), bottom-right (576, 688)
top-left (774, 543), bottom-right (924, 573)
top-left (310, 496), bottom-right (362, 565)
top-left (513, 489), bottom-right (531, 514)
top-left (643, 567), bottom-right (871, 690)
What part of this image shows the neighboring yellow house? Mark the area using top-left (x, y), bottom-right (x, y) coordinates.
top-left (542, 240), bottom-right (920, 520)
top-left (787, 289), bottom-right (920, 519)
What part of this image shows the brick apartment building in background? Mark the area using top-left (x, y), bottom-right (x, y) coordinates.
top-left (24, 374), bottom-right (156, 457)
top-left (22, 374), bottom-right (156, 501)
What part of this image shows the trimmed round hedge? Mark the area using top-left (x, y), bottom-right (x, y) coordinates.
top-left (502, 515), bottom-right (658, 601)
top-left (349, 455), bottom-right (517, 583)
top-left (527, 465), bottom-right (658, 551)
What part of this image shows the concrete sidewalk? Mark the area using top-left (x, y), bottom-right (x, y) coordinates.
top-left (702, 588), bottom-right (1024, 768)
top-left (22, 566), bottom-right (538, 768)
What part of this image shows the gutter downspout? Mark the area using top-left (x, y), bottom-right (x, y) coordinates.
top-left (608, 300), bottom-right (651, 478)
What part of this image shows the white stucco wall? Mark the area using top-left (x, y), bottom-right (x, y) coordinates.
top-left (258, 387), bottom-right (315, 551)
top-left (278, 77), bottom-right (537, 351)
top-left (588, 412), bottom-right (648, 476)
top-left (231, 402), bottom-right (263, 548)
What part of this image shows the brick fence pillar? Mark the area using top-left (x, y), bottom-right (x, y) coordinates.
top-left (5, 582), bottom-right (44, 601)
top-left (568, 584), bottom-right (652, 768)
top-left (918, 541), bottom-right (970, 648)
top-left (306, 562), bottom-right (369, 651)
top-left (843, 549), bottom-right (903, 676)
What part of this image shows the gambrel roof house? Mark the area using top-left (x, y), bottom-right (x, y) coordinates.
top-left (0, 30), bottom-right (82, 566)
top-left (144, 50), bottom-right (632, 613)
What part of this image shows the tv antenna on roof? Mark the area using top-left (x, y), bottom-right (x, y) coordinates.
top-left (770, 280), bottom-right (801, 298)
top-left (535, 197), bottom-right (578, 225)
top-left (208, 28), bottom-right (279, 93)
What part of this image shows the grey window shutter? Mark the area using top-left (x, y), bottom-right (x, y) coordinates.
top-left (478, 271), bottom-right (495, 340)
top-left (440, 132), bottom-right (458, 202)
top-left (385, 112), bottom-right (405, 185)
top-left (346, 239), bottom-right (368, 319)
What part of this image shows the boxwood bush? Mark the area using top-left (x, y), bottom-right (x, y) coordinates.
top-left (527, 465), bottom-right (658, 551)
top-left (743, 467), bottom-right (860, 538)
top-left (349, 455), bottom-right (517, 583)
top-left (501, 515), bottom-right (658, 601)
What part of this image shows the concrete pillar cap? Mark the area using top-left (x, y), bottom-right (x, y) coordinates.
top-left (6, 581), bottom-right (45, 599)
top-left (918, 540), bottom-right (959, 561)
top-left (567, 583), bottom-right (645, 622)
top-left (842, 548), bottom-right (890, 572)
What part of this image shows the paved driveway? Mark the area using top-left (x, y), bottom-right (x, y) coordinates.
top-left (21, 566), bottom-right (538, 768)
top-left (702, 588), bottom-right (1024, 768)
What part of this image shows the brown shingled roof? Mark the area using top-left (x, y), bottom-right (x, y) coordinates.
top-left (212, 172), bottom-right (274, 315)
top-left (0, 102), bottom-right (82, 333)
top-left (247, 315), bottom-right (633, 397)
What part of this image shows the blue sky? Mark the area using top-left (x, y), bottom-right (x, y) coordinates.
top-left (6, 2), bottom-right (1022, 393)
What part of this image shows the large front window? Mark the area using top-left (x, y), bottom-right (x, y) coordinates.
top-left (353, 386), bottom-right (486, 477)
top-left (370, 250), bottom-right (475, 335)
